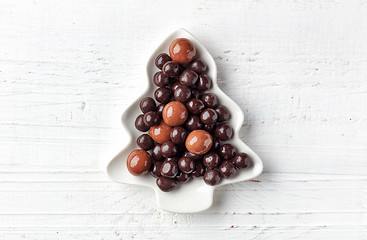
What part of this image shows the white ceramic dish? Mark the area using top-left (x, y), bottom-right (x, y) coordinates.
top-left (106, 28), bottom-right (263, 213)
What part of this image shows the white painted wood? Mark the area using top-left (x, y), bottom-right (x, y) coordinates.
top-left (0, 0), bottom-right (367, 239)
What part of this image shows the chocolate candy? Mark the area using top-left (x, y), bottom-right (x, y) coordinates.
top-left (171, 82), bottom-right (182, 92)
top-left (152, 144), bottom-right (164, 161)
top-left (189, 59), bottom-right (207, 74)
top-left (127, 149), bottom-right (152, 176)
top-left (174, 85), bottom-right (192, 103)
top-left (151, 161), bottom-right (163, 178)
top-left (233, 152), bottom-right (249, 168)
top-left (185, 130), bottom-right (213, 155)
top-left (137, 134), bottom-right (154, 150)
top-left (155, 53), bottom-right (172, 70)
top-left (186, 98), bottom-right (205, 115)
top-left (215, 105), bottom-right (230, 122)
top-left (203, 169), bottom-right (221, 186)
top-left (200, 108), bottom-right (218, 125)
top-left (179, 69), bottom-right (198, 87)
top-left (203, 152), bottom-right (221, 168)
top-left (183, 150), bottom-right (202, 161)
top-left (191, 89), bottom-right (202, 99)
top-left (135, 114), bottom-right (150, 132)
top-left (153, 71), bottom-right (170, 87)
top-left (140, 97), bottom-right (156, 114)
top-left (162, 61), bottom-right (181, 77)
top-left (185, 115), bottom-right (203, 131)
top-left (143, 111), bottom-right (160, 127)
top-left (215, 123), bottom-right (234, 141)
top-left (197, 74), bottom-right (212, 91)
top-left (192, 162), bottom-right (205, 178)
top-left (170, 126), bottom-right (188, 144)
top-left (219, 143), bottom-right (237, 160)
top-left (162, 101), bottom-right (189, 126)
top-left (156, 176), bottom-right (177, 192)
top-left (166, 156), bottom-right (179, 162)
top-left (201, 93), bottom-right (219, 108)
top-left (169, 38), bottom-right (196, 65)
top-left (211, 138), bottom-right (220, 152)
top-left (156, 103), bottom-right (165, 117)
top-left (178, 157), bottom-right (195, 173)
top-left (154, 87), bottom-right (173, 104)
top-left (203, 123), bottom-right (216, 133)
top-left (160, 160), bottom-right (179, 178)
top-left (150, 121), bottom-right (172, 144)
top-left (161, 141), bottom-right (178, 158)
top-left (175, 172), bottom-right (191, 183)
top-left (219, 161), bottom-right (236, 178)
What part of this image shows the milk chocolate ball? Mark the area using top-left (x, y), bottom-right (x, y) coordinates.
top-left (185, 130), bottom-right (213, 155)
top-left (162, 101), bottom-right (188, 126)
top-left (169, 38), bottom-right (196, 65)
top-left (127, 149), bottom-right (152, 176)
top-left (150, 121), bottom-right (172, 144)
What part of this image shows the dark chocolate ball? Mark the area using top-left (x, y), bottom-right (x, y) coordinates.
top-left (171, 82), bottom-right (182, 92)
top-left (155, 53), bottom-right (172, 70)
top-left (233, 152), bottom-right (249, 168)
top-left (162, 61), bottom-right (181, 77)
top-left (154, 87), bottom-right (172, 104)
top-left (183, 150), bottom-right (202, 161)
top-left (189, 59), bottom-right (207, 74)
top-left (166, 156), bottom-right (179, 162)
top-left (152, 144), bottom-right (164, 161)
top-left (203, 169), bottom-right (221, 186)
top-left (201, 93), bottom-right (219, 108)
top-left (219, 161), bottom-right (236, 178)
top-left (135, 114), bottom-right (150, 132)
top-left (215, 105), bottom-right (231, 122)
top-left (179, 69), bottom-right (198, 87)
top-left (156, 176), bottom-right (177, 192)
top-left (161, 141), bottom-right (178, 158)
top-left (156, 103), bottom-right (165, 117)
top-left (137, 134), bottom-right (154, 150)
top-left (191, 89), bottom-right (202, 99)
top-left (151, 161), bottom-right (163, 178)
top-left (211, 138), bottom-right (220, 152)
top-left (203, 152), bottom-right (221, 168)
top-left (197, 74), bottom-right (212, 91)
top-left (185, 115), bottom-right (203, 131)
top-left (203, 123), bottom-right (216, 133)
top-left (186, 98), bottom-right (205, 115)
top-left (140, 97), bottom-right (156, 114)
top-left (143, 111), bottom-right (160, 127)
top-left (200, 108), bottom-right (218, 125)
top-left (160, 160), bottom-right (179, 178)
top-left (153, 71), bottom-right (170, 87)
top-left (174, 85), bottom-right (192, 103)
top-left (175, 172), bottom-right (191, 183)
top-left (218, 143), bottom-right (237, 160)
top-left (215, 123), bottom-right (234, 141)
top-left (192, 162), bottom-right (205, 178)
top-left (170, 127), bottom-right (188, 144)
top-left (178, 157), bottom-right (195, 173)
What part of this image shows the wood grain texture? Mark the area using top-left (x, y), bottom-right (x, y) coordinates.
top-left (1, 0), bottom-right (367, 239)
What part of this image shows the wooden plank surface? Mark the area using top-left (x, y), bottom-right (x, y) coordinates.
top-left (0, 0), bottom-right (367, 239)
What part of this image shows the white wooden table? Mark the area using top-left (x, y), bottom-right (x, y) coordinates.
top-left (1, 0), bottom-right (367, 239)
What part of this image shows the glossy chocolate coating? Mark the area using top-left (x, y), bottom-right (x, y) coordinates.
top-left (151, 161), bottom-right (163, 178)
top-left (215, 123), bottom-right (234, 141)
top-left (183, 150), bottom-right (202, 161)
top-left (200, 108), bottom-right (218, 125)
top-left (211, 137), bottom-right (221, 152)
top-left (175, 172), bottom-right (191, 183)
top-left (203, 152), bottom-right (221, 168)
top-left (170, 126), bottom-right (188, 144)
top-left (162, 101), bottom-right (189, 126)
top-left (156, 176), bottom-right (177, 192)
top-left (174, 85), bottom-right (192, 103)
top-left (185, 130), bottom-right (213, 155)
top-left (152, 144), bottom-right (164, 161)
top-left (155, 53), bottom-right (172, 70)
top-left (219, 161), bottom-right (237, 178)
top-left (127, 149), bottom-right (152, 176)
top-left (162, 61), bottom-right (181, 77)
top-left (137, 134), bottom-right (154, 150)
top-left (156, 103), bottom-right (165, 117)
top-left (186, 98), bottom-right (205, 115)
top-left (150, 122), bottom-right (172, 144)
top-left (140, 97), bottom-right (156, 114)
top-left (135, 114), bottom-right (150, 132)
top-left (191, 89), bottom-right (202, 99)
top-left (161, 141), bottom-right (178, 158)
top-left (171, 82), bottom-right (182, 91)
top-left (192, 162), bottom-right (205, 178)
top-left (203, 169), bottom-right (221, 186)
top-left (154, 87), bottom-right (173, 104)
top-left (153, 71), bottom-right (170, 87)
top-left (169, 38), bottom-right (196, 65)
top-left (203, 123), bottom-right (216, 133)
top-left (215, 105), bottom-right (231, 122)
top-left (201, 93), bottom-right (219, 108)
top-left (185, 115), bottom-right (203, 131)
top-left (218, 143), bottom-right (237, 160)
top-left (179, 69), bottom-right (198, 87)
top-left (160, 160), bottom-right (179, 178)
top-left (197, 74), bottom-right (212, 91)
top-left (189, 59), bottom-right (207, 74)
top-left (233, 152), bottom-right (249, 169)
top-left (143, 111), bottom-right (160, 127)
top-left (178, 157), bottom-right (195, 173)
